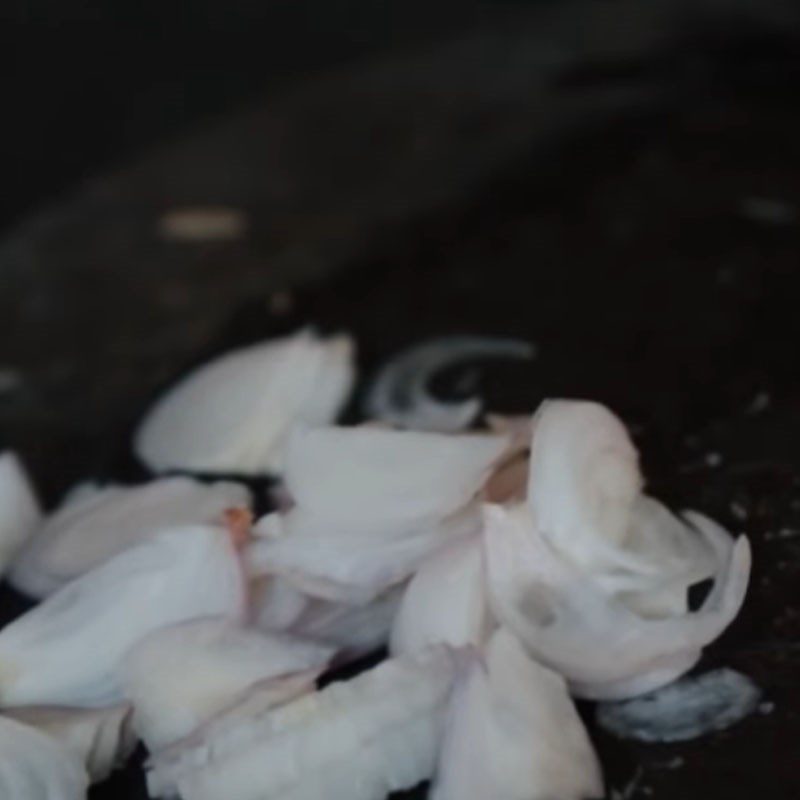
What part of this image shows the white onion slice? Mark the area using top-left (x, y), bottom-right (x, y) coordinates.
top-left (432, 629), bottom-right (603, 800)
top-left (121, 618), bottom-right (333, 750)
top-left (0, 452), bottom-right (42, 578)
top-left (390, 535), bottom-right (493, 655)
top-left (0, 524), bottom-right (246, 708)
top-left (284, 425), bottom-right (508, 523)
top-left (148, 646), bottom-right (462, 800)
top-left (290, 585), bottom-right (404, 662)
top-left (527, 400), bottom-right (642, 565)
top-left (251, 505), bottom-right (481, 605)
top-left (0, 714), bottom-right (88, 799)
top-left (9, 477), bottom-right (250, 599)
top-left (484, 504), bottom-right (751, 700)
top-left (134, 330), bottom-right (355, 475)
top-left (4, 704), bottom-right (135, 783)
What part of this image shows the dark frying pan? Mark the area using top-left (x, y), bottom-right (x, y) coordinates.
top-left (2, 1), bottom-right (800, 797)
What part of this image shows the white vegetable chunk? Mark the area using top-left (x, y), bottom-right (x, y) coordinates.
top-left (290, 585), bottom-right (405, 662)
top-left (250, 425), bottom-right (507, 602)
top-left (0, 714), bottom-right (88, 800)
top-left (121, 618), bottom-right (333, 750)
top-left (134, 330), bottom-right (355, 475)
top-left (0, 524), bottom-right (246, 708)
top-left (251, 576), bottom-right (403, 662)
top-left (526, 400), bottom-right (717, 593)
top-left (147, 646), bottom-right (462, 800)
top-left (9, 477), bottom-right (250, 599)
top-left (251, 505), bottom-right (481, 605)
top-left (390, 535), bottom-right (493, 655)
top-left (431, 629), bottom-right (603, 800)
top-left (4, 704), bottom-right (136, 783)
top-left (484, 504), bottom-right (751, 700)
top-left (0, 452), bottom-right (42, 578)
top-left (283, 426), bottom-right (507, 523)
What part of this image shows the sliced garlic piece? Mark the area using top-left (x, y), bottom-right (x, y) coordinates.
top-left (134, 330), bottom-right (355, 475)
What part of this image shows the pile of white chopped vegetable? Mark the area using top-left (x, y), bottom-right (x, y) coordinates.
top-left (0, 330), bottom-right (752, 800)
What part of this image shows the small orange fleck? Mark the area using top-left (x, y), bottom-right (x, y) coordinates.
top-left (223, 507), bottom-right (254, 549)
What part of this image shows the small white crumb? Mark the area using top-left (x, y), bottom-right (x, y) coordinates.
top-left (730, 502), bottom-right (748, 521)
top-left (705, 452), bottom-right (723, 468)
top-left (759, 702), bottom-right (775, 715)
top-left (158, 206), bottom-right (248, 242)
top-left (662, 757), bottom-right (685, 770)
top-left (747, 392), bottom-right (771, 414)
top-left (764, 531), bottom-right (777, 541)
top-left (0, 368), bottom-right (22, 395)
top-left (269, 291), bottom-right (294, 315)
top-left (778, 528), bottom-right (799, 539)
top-left (739, 197), bottom-right (796, 226)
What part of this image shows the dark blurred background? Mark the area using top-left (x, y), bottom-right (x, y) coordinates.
top-left (3, 0), bottom-right (515, 228)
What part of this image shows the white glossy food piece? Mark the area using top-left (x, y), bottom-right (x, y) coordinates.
top-left (284, 425), bottom-right (507, 522)
top-left (251, 505), bottom-right (480, 605)
top-left (5, 704), bottom-right (136, 783)
top-left (251, 425), bottom-right (506, 602)
top-left (390, 535), bottom-right (493, 655)
top-left (526, 400), bottom-right (716, 595)
top-left (10, 477), bottom-right (250, 598)
top-left (0, 714), bottom-right (88, 800)
top-left (432, 629), bottom-right (603, 800)
top-left (0, 525), bottom-right (246, 708)
top-left (121, 618), bottom-right (333, 750)
top-left (134, 330), bottom-right (355, 475)
top-left (148, 646), bottom-right (462, 800)
top-left (484, 504), bottom-right (751, 699)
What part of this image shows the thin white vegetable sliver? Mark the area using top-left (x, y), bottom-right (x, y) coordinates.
top-left (9, 476), bottom-right (250, 598)
top-left (134, 330), bottom-right (355, 475)
top-left (484, 504), bottom-right (751, 700)
top-left (0, 714), bottom-right (88, 800)
top-left (432, 629), bottom-right (603, 800)
top-left (148, 646), bottom-right (462, 800)
top-left (0, 525), bottom-right (246, 708)
top-left (0, 452), bottom-right (42, 578)
top-left (390, 535), bottom-right (493, 655)
top-left (4, 704), bottom-right (135, 783)
top-left (121, 618), bottom-right (334, 750)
